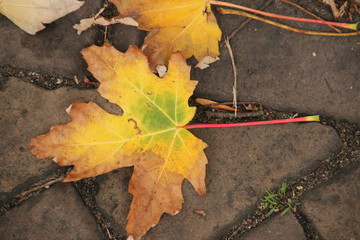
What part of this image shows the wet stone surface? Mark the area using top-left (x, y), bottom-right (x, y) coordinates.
top-left (240, 213), bottom-right (306, 240)
top-left (301, 162), bottom-right (360, 240)
top-left (111, 24), bottom-right (147, 54)
top-left (0, 183), bottom-right (102, 240)
top-left (96, 123), bottom-right (341, 239)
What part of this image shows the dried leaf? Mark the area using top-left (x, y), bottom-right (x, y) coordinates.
top-left (195, 56), bottom-right (220, 69)
top-left (0, 0), bottom-right (84, 35)
top-left (322, 0), bottom-right (348, 19)
top-left (30, 44), bottom-right (208, 240)
top-left (349, 0), bottom-right (360, 18)
top-left (110, 0), bottom-right (222, 70)
top-left (73, 7), bottom-right (138, 35)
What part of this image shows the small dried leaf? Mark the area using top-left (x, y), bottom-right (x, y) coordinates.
top-left (195, 56), bottom-right (220, 70)
top-left (73, 7), bottom-right (138, 35)
top-left (322, 0), bottom-right (348, 19)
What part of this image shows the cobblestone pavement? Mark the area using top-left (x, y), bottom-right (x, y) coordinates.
top-left (0, 0), bottom-right (359, 240)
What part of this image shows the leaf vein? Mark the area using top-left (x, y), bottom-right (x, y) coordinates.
top-left (118, 72), bottom-right (177, 126)
top-left (157, 129), bottom-right (178, 181)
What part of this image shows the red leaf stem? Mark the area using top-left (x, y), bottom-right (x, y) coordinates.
top-left (182, 115), bottom-right (320, 129)
top-left (210, 0), bottom-right (358, 30)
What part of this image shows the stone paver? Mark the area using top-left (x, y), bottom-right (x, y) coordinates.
top-left (96, 123), bottom-right (341, 239)
top-left (191, 0), bottom-right (360, 123)
top-left (0, 183), bottom-right (102, 240)
top-left (301, 163), bottom-right (360, 240)
top-left (0, 77), bottom-right (104, 195)
top-left (0, 0), bottom-right (101, 78)
top-left (240, 213), bottom-right (306, 240)
top-left (0, 1), bottom-right (359, 239)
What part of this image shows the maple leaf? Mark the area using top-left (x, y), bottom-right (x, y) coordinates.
top-left (30, 44), bottom-right (208, 239)
top-left (109, 0), bottom-right (222, 70)
top-left (0, 0), bottom-right (84, 35)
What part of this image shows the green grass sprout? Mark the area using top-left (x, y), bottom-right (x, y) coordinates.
top-left (260, 183), bottom-right (300, 217)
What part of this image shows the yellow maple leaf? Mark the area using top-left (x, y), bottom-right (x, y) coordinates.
top-left (109, 0), bottom-right (222, 70)
top-left (0, 0), bottom-right (84, 35)
top-left (30, 44), bottom-right (208, 239)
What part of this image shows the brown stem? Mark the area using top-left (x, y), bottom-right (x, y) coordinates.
top-left (210, 0), bottom-right (358, 30)
top-left (217, 8), bottom-right (360, 37)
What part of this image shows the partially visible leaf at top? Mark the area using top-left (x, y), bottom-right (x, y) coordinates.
top-left (30, 44), bottom-right (208, 239)
top-left (0, 0), bottom-right (84, 35)
top-left (110, 0), bottom-right (222, 70)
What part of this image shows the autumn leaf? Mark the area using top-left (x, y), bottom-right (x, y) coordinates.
top-left (0, 0), bottom-right (84, 35)
top-left (30, 44), bottom-right (208, 239)
top-left (109, 0), bottom-right (222, 70)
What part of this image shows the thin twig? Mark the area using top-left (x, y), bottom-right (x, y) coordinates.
top-left (195, 98), bottom-right (237, 111)
top-left (219, 0), bottom-right (275, 47)
top-left (16, 174), bottom-right (65, 204)
top-left (224, 38), bottom-right (238, 118)
top-left (280, 0), bottom-right (342, 32)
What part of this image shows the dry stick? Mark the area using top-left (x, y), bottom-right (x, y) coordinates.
top-left (218, 8), bottom-right (360, 36)
top-left (210, 0), bottom-right (358, 30)
top-left (195, 98), bottom-right (237, 111)
top-left (280, 0), bottom-right (342, 32)
top-left (219, 0), bottom-right (275, 47)
top-left (224, 37), bottom-right (238, 118)
top-left (17, 174), bottom-right (65, 204)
